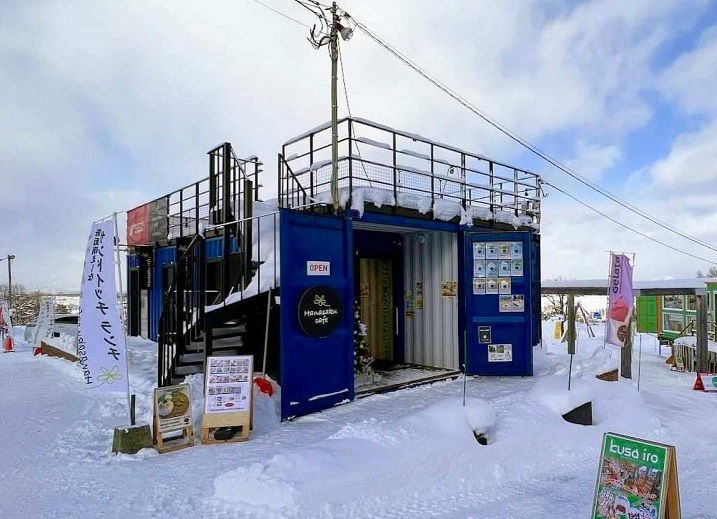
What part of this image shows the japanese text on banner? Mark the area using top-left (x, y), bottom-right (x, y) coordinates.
top-left (76, 220), bottom-right (128, 392)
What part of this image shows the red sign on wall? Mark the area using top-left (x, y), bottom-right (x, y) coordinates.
top-left (127, 204), bottom-right (150, 246)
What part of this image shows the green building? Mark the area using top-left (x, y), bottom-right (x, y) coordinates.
top-left (636, 279), bottom-right (717, 339)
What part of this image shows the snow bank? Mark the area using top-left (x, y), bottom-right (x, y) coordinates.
top-left (212, 397), bottom-right (495, 513)
top-left (529, 375), bottom-right (595, 416)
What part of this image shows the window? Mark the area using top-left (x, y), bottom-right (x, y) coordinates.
top-left (663, 295), bottom-right (683, 310)
top-left (687, 295), bottom-right (697, 312)
top-left (663, 313), bottom-right (684, 333)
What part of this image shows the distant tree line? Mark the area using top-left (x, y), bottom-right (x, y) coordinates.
top-left (696, 267), bottom-right (717, 278)
top-left (0, 284), bottom-right (72, 325)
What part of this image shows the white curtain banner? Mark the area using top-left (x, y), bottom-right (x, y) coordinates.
top-left (77, 220), bottom-right (129, 392)
top-left (0, 300), bottom-right (12, 338)
top-left (33, 296), bottom-right (55, 346)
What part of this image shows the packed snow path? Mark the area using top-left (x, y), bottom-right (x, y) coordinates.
top-left (1, 327), bottom-right (716, 518)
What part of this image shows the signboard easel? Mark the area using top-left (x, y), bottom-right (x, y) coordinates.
top-left (201, 355), bottom-right (253, 445)
top-left (592, 432), bottom-right (681, 518)
top-left (152, 384), bottom-right (194, 454)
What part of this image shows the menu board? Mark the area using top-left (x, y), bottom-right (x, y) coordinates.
top-left (205, 355), bottom-right (253, 414)
top-left (472, 240), bottom-right (526, 314)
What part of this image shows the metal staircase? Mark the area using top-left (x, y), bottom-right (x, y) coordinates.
top-left (157, 142), bottom-right (277, 387)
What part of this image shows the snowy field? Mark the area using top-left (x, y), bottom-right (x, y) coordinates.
top-left (1, 324), bottom-right (716, 519)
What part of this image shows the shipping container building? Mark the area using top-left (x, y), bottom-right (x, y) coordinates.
top-left (125, 118), bottom-right (543, 420)
top-left (636, 279), bottom-right (717, 341)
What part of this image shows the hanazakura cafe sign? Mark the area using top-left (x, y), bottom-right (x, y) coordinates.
top-left (298, 285), bottom-right (341, 337)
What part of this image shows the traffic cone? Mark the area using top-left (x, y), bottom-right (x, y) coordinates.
top-left (693, 373), bottom-right (705, 391)
top-left (2, 335), bottom-right (14, 353)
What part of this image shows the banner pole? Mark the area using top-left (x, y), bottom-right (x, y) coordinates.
top-left (114, 213), bottom-right (132, 425)
top-left (638, 333), bottom-right (643, 392)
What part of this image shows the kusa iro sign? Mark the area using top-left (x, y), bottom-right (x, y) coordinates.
top-left (307, 261), bottom-right (331, 276)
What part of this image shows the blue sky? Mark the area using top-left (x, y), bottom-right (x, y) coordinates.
top-left (2, 0), bottom-right (717, 289)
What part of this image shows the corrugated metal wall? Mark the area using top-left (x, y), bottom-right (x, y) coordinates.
top-left (403, 231), bottom-right (459, 369)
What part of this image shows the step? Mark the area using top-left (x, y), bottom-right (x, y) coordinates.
top-left (213, 325), bottom-right (246, 339)
top-left (175, 364), bottom-right (204, 376)
top-left (179, 349), bottom-right (240, 364)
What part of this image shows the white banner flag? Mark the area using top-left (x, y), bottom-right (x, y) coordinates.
top-left (0, 300), bottom-right (12, 338)
top-left (33, 296), bottom-right (56, 346)
top-left (77, 220), bottom-right (129, 393)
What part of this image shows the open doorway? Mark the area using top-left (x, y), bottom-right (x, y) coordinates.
top-left (353, 225), bottom-right (460, 396)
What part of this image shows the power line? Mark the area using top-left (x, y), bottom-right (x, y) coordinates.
top-left (251, 0), bottom-right (311, 28)
top-left (337, 44), bottom-right (373, 186)
top-left (351, 19), bottom-right (717, 257)
top-left (544, 181), bottom-right (717, 265)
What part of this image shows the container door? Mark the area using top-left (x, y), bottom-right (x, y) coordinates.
top-left (463, 231), bottom-right (536, 376)
top-left (279, 209), bottom-right (354, 420)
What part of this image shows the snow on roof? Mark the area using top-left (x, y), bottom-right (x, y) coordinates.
top-left (542, 278), bottom-right (710, 295)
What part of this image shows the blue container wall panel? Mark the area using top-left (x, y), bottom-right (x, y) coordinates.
top-left (127, 254), bottom-right (140, 269)
top-left (204, 236), bottom-right (239, 260)
top-left (205, 237), bottom-right (223, 259)
top-left (279, 209), bottom-right (354, 420)
top-left (462, 231), bottom-right (536, 376)
top-left (150, 246), bottom-right (177, 342)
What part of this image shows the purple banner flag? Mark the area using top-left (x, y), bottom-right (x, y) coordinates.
top-left (606, 254), bottom-right (634, 347)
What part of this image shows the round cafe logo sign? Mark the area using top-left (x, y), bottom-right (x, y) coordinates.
top-left (298, 285), bottom-right (341, 337)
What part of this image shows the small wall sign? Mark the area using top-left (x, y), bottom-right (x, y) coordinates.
top-left (298, 285), bottom-right (341, 337)
top-left (307, 261), bottom-right (331, 276)
top-left (478, 326), bottom-right (491, 344)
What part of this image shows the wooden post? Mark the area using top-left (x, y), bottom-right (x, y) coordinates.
top-left (567, 294), bottom-right (576, 355)
top-left (696, 293), bottom-right (709, 373)
top-left (621, 312), bottom-right (634, 379)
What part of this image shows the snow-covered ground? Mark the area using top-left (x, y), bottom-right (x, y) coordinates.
top-left (1, 323), bottom-right (716, 518)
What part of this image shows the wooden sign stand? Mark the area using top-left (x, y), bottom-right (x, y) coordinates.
top-left (153, 415), bottom-right (194, 454)
top-left (200, 355), bottom-right (254, 446)
top-left (152, 384), bottom-right (194, 454)
top-left (664, 446), bottom-right (681, 519)
top-left (592, 433), bottom-right (681, 519)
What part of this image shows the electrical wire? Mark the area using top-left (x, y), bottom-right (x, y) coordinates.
top-left (251, 0), bottom-right (311, 28)
top-left (544, 180), bottom-right (717, 265)
top-left (337, 44), bottom-right (373, 186)
top-left (351, 19), bottom-right (717, 257)
top-left (249, 1), bottom-right (716, 264)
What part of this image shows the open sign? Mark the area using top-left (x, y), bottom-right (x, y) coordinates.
top-left (307, 261), bottom-right (331, 276)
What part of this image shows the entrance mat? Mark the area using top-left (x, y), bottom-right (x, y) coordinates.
top-left (355, 365), bottom-right (461, 398)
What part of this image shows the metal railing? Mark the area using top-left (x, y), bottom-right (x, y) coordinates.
top-left (158, 234), bottom-right (205, 387)
top-left (154, 143), bottom-right (263, 387)
top-left (279, 117), bottom-right (541, 226)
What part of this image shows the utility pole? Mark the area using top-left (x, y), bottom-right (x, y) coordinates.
top-left (305, 1), bottom-right (354, 212)
top-left (330, 1), bottom-right (339, 212)
top-left (1, 254), bottom-right (14, 310)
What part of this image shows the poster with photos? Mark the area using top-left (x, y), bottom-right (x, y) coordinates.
top-left (499, 278), bottom-right (511, 294)
top-left (474, 260), bottom-right (486, 278)
top-left (511, 242), bottom-right (523, 259)
top-left (472, 278), bottom-right (486, 295)
top-left (205, 355), bottom-right (253, 414)
top-left (498, 242), bottom-right (511, 259)
top-left (486, 261), bottom-right (499, 278)
top-left (486, 279), bottom-right (499, 295)
top-left (511, 259), bottom-right (524, 277)
top-left (499, 294), bottom-right (525, 312)
top-left (488, 344), bottom-right (513, 362)
top-left (499, 295), bottom-right (513, 312)
top-left (499, 260), bottom-right (511, 277)
top-left (486, 242), bottom-right (498, 260)
top-left (472, 242), bottom-right (486, 259)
